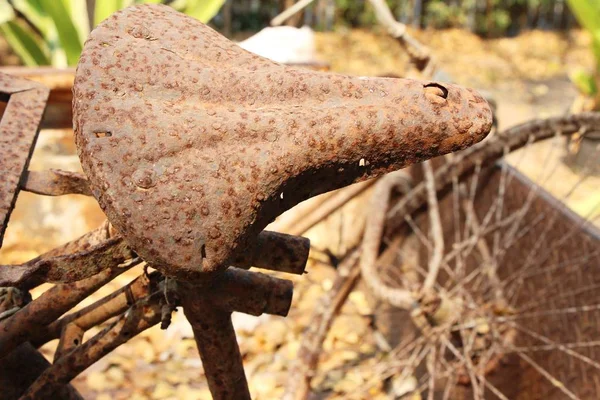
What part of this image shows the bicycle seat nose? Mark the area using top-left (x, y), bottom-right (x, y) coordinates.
top-left (73, 4), bottom-right (492, 279)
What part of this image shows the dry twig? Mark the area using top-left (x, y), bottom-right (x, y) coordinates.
top-left (368, 0), bottom-right (433, 73)
top-left (271, 0), bottom-right (316, 26)
top-left (285, 171), bottom-right (412, 400)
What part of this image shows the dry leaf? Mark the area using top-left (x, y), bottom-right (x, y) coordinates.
top-left (151, 381), bottom-right (176, 399)
top-left (86, 371), bottom-right (108, 392)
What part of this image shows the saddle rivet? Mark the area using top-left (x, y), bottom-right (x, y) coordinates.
top-left (132, 168), bottom-right (156, 189)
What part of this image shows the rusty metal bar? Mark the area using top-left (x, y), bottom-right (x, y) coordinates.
top-left (0, 221), bottom-right (113, 290)
top-left (31, 273), bottom-right (156, 346)
top-left (21, 170), bottom-right (92, 196)
top-left (0, 236), bottom-right (135, 287)
top-left (54, 323), bottom-right (85, 362)
top-left (232, 230), bottom-right (309, 275)
top-left (0, 67), bottom-right (75, 90)
top-left (0, 343), bottom-right (83, 400)
top-left (180, 287), bottom-right (251, 400)
top-left (197, 267), bottom-right (294, 317)
top-left (0, 259), bottom-right (139, 358)
top-left (0, 73), bottom-right (49, 247)
top-left (0, 67), bottom-right (74, 130)
top-left (178, 266), bottom-right (295, 399)
top-left (41, 221), bottom-right (112, 258)
top-left (21, 294), bottom-right (162, 400)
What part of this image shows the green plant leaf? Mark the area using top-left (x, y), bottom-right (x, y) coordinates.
top-left (0, 19), bottom-right (51, 66)
top-left (169, 0), bottom-right (186, 11)
top-left (567, 0), bottom-right (600, 109)
top-left (12, 0), bottom-right (53, 37)
top-left (179, 0), bottom-right (226, 23)
top-left (567, 0), bottom-right (600, 46)
top-left (94, 0), bottom-right (131, 26)
top-left (0, 0), bottom-right (15, 24)
top-left (570, 69), bottom-right (598, 96)
top-left (38, 0), bottom-right (83, 65)
top-left (65, 0), bottom-right (90, 45)
top-left (12, 0), bottom-right (65, 66)
top-left (566, 0), bottom-right (600, 31)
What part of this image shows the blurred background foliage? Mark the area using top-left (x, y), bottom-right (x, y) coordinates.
top-left (0, 0), bottom-right (226, 66)
top-left (0, 0), bottom-right (591, 67)
top-left (566, 0), bottom-right (600, 111)
top-left (295, 0), bottom-right (575, 35)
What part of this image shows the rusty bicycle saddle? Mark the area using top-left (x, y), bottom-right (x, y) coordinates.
top-left (73, 4), bottom-right (492, 279)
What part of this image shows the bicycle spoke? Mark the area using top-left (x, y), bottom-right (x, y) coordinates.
top-left (441, 371), bottom-right (458, 400)
top-left (505, 209), bottom-right (600, 304)
top-left (498, 303), bottom-right (600, 322)
top-left (516, 351), bottom-right (581, 400)
top-left (423, 161), bottom-right (444, 291)
top-left (493, 147), bottom-right (562, 270)
top-left (463, 160), bottom-right (483, 241)
top-left (506, 341), bottom-right (600, 353)
top-left (426, 345), bottom-right (436, 400)
top-left (363, 115), bottom-right (600, 400)
top-left (506, 321), bottom-right (600, 371)
top-left (517, 280), bottom-right (600, 313)
top-left (443, 336), bottom-right (483, 400)
top-left (451, 158), bottom-right (466, 282)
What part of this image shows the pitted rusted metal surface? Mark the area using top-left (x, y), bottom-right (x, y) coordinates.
top-left (0, 73), bottom-right (50, 248)
top-left (0, 221), bottom-right (116, 288)
top-left (21, 170), bottom-right (92, 196)
top-left (180, 294), bottom-right (251, 400)
top-left (73, 4), bottom-right (492, 278)
top-left (0, 236), bottom-right (135, 287)
top-left (232, 230), bottom-right (309, 275)
top-left (0, 67), bottom-right (74, 130)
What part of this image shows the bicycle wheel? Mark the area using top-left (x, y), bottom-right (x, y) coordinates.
top-left (360, 112), bottom-right (600, 399)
